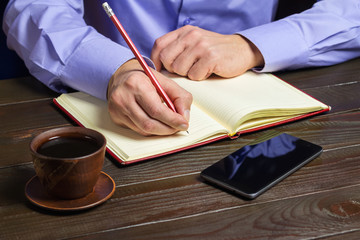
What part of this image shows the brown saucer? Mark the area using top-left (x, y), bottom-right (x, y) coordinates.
top-left (25, 171), bottom-right (115, 211)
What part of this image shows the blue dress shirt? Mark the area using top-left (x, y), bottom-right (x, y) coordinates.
top-left (3, 0), bottom-right (360, 100)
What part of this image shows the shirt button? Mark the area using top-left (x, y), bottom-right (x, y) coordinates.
top-left (183, 17), bottom-right (191, 25)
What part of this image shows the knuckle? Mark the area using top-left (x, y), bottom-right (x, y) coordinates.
top-left (196, 39), bottom-right (211, 51)
top-left (185, 91), bottom-right (193, 102)
top-left (109, 90), bottom-right (125, 108)
top-left (171, 62), bottom-right (184, 75)
top-left (182, 25), bottom-right (192, 30)
top-left (187, 28), bottom-right (201, 39)
top-left (140, 132), bottom-right (153, 137)
top-left (188, 68), bottom-right (208, 81)
top-left (187, 72), bottom-right (199, 81)
top-left (140, 120), bottom-right (156, 133)
top-left (123, 74), bottom-right (141, 90)
top-left (154, 37), bottom-right (166, 50)
top-left (206, 48), bottom-right (217, 59)
top-left (147, 105), bottom-right (163, 118)
top-left (184, 25), bottom-right (197, 32)
top-left (179, 89), bottom-right (193, 104)
top-left (159, 50), bottom-right (168, 62)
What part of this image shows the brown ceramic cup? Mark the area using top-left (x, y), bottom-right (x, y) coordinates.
top-left (30, 127), bottom-right (106, 199)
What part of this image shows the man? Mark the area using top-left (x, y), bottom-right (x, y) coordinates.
top-left (3, 0), bottom-right (360, 135)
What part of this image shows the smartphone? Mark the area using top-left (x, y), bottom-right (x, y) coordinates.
top-left (200, 133), bottom-right (322, 199)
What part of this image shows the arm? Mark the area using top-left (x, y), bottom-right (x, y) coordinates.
top-left (240, 0), bottom-right (360, 72)
top-left (3, 0), bottom-right (192, 135)
top-left (151, 0), bottom-right (360, 78)
top-left (3, 0), bottom-right (134, 100)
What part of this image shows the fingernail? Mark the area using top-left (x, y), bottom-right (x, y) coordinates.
top-left (179, 124), bottom-right (188, 131)
top-left (183, 109), bottom-right (190, 122)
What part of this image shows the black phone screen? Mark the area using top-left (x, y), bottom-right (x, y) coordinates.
top-left (200, 133), bottom-right (322, 199)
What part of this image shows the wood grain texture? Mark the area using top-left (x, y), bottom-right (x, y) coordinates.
top-left (73, 186), bottom-right (360, 240)
top-left (0, 100), bottom-right (71, 167)
top-left (1, 144), bottom-right (359, 239)
top-left (0, 76), bottom-right (58, 105)
top-left (1, 58), bottom-right (360, 240)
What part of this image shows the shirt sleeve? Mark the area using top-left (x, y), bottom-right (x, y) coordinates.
top-left (239, 0), bottom-right (360, 72)
top-left (2, 0), bottom-right (135, 100)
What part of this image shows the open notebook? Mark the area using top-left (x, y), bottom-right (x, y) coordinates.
top-left (54, 71), bottom-right (330, 165)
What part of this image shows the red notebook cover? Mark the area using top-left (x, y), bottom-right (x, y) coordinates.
top-left (53, 98), bottom-right (329, 165)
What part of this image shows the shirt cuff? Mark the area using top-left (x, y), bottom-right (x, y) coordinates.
top-left (239, 19), bottom-right (309, 72)
top-left (59, 37), bottom-right (135, 100)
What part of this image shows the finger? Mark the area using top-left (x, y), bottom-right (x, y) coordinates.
top-left (110, 90), bottom-right (180, 136)
top-left (170, 39), bottom-right (214, 80)
top-left (118, 85), bottom-right (184, 135)
top-left (108, 92), bottom-right (152, 135)
top-left (108, 64), bottom-right (191, 135)
top-left (110, 111), bottom-right (151, 136)
top-left (166, 27), bottom-right (217, 79)
top-left (129, 103), bottom-right (180, 136)
top-left (154, 71), bottom-right (193, 121)
top-left (154, 38), bottom-right (187, 73)
top-left (151, 29), bottom-right (183, 71)
top-left (151, 26), bottom-right (195, 72)
top-left (169, 44), bottom-right (199, 77)
top-left (134, 87), bottom-right (189, 134)
top-left (187, 56), bottom-right (215, 80)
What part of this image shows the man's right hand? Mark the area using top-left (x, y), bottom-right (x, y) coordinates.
top-left (107, 59), bottom-right (193, 136)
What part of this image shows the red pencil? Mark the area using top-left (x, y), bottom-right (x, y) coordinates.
top-left (102, 2), bottom-right (176, 113)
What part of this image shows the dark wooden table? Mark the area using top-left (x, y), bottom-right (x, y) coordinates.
top-left (1, 58), bottom-right (360, 240)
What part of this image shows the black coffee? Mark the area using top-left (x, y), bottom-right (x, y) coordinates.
top-left (37, 136), bottom-right (100, 158)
